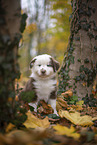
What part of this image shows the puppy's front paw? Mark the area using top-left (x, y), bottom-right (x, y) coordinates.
top-left (28, 103), bottom-right (37, 112)
top-left (53, 109), bottom-right (59, 116)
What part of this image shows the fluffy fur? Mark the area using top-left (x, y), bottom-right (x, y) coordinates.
top-left (21, 54), bottom-right (60, 114)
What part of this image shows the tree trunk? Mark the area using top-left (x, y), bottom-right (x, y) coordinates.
top-left (0, 0), bottom-right (21, 131)
top-left (58, 0), bottom-right (97, 101)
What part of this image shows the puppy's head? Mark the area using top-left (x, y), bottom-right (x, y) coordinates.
top-left (30, 54), bottom-right (60, 78)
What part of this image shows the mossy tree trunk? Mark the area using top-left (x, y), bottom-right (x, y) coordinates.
top-left (58, 0), bottom-right (97, 103)
top-left (0, 0), bottom-right (21, 131)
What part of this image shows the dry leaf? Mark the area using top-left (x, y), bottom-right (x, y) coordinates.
top-left (53, 124), bottom-right (80, 140)
top-left (57, 97), bottom-right (68, 107)
top-left (68, 107), bottom-right (76, 113)
top-left (6, 123), bottom-right (15, 133)
top-left (38, 100), bottom-right (54, 114)
top-left (69, 105), bottom-right (83, 111)
top-left (62, 90), bottom-right (73, 98)
top-left (6, 129), bottom-right (51, 144)
top-left (59, 109), bottom-right (93, 126)
top-left (23, 111), bottom-right (50, 129)
top-left (92, 117), bottom-right (97, 121)
top-left (56, 97), bottom-right (68, 111)
top-left (56, 101), bottom-right (63, 111)
top-left (6, 130), bottom-right (32, 143)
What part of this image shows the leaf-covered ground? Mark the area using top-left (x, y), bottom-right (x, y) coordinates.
top-left (1, 90), bottom-right (97, 145)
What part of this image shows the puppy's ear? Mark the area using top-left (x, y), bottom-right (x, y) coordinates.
top-left (30, 58), bottom-right (36, 69)
top-left (50, 57), bottom-right (60, 72)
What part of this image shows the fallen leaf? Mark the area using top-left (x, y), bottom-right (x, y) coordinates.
top-left (83, 82), bottom-right (86, 86)
top-left (59, 109), bottom-right (93, 126)
top-left (6, 129), bottom-right (51, 145)
top-left (69, 105), bottom-right (83, 111)
top-left (53, 124), bottom-right (80, 140)
top-left (92, 117), bottom-right (97, 121)
top-left (6, 130), bottom-right (32, 143)
top-left (37, 100), bottom-right (54, 114)
top-left (68, 107), bottom-right (76, 113)
top-left (6, 123), bottom-right (15, 133)
top-left (94, 134), bottom-right (97, 142)
top-left (62, 90), bottom-right (73, 98)
top-left (57, 97), bottom-right (68, 107)
top-left (0, 133), bottom-right (12, 145)
top-left (56, 100), bottom-right (63, 111)
top-left (92, 126), bottom-right (97, 133)
top-left (56, 97), bottom-right (68, 111)
top-left (23, 111), bottom-right (50, 129)
top-left (76, 100), bottom-right (84, 106)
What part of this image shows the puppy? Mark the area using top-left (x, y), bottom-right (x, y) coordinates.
top-left (21, 54), bottom-right (60, 114)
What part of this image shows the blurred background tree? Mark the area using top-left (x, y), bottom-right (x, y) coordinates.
top-left (0, 0), bottom-right (27, 132)
top-left (19, 0), bottom-right (72, 79)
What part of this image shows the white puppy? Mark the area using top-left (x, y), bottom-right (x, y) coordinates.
top-left (22, 54), bottom-right (60, 114)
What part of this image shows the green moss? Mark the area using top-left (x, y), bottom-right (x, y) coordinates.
top-left (20, 91), bottom-right (36, 103)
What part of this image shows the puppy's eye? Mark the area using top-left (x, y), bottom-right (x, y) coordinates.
top-left (47, 64), bottom-right (52, 67)
top-left (38, 64), bottom-right (41, 67)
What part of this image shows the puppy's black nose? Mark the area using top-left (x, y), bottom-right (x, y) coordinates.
top-left (41, 70), bottom-right (46, 74)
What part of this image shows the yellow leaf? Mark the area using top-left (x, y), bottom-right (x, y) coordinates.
top-left (83, 82), bottom-right (86, 86)
top-left (6, 123), bottom-right (15, 132)
top-left (59, 110), bottom-right (93, 126)
top-left (23, 111), bottom-right (50, 129)
top-left (70, 105), bottom-right (83, 111)
top-left (76, 100), bottom-right (84, 106)
top-left (92, 117), bottom-right (97, 121)
top-left (53, 124), bottom-right (80, 140)
top-left (68, 107), bottom-right (76, 113)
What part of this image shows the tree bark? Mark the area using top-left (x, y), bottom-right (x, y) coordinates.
top-left (58, 0), bottom-right (97, 100)
top-left (0, 0), bottom-right (21, 131)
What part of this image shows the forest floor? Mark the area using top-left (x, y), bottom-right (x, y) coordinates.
top-left (1, 89), bottom-right (97, 145)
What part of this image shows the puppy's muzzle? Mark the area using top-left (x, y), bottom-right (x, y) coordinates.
top-left (41, 69), bottom-right (46, 75)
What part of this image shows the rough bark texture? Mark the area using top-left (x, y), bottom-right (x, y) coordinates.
top-left (58, 0), bottom-right (97, 101)
top-left (1, 0), bottom-right (21, 39)
top-left (0, 0), bottom-right (21, 131)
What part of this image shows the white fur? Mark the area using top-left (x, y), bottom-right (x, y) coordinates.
top-left (48, 99), bottom-right (58, 115)
top-left (30, 54), bottom-right (55, 78)
top-left (29, 54), bottom-right (58, 115)
top-left (33, 79), bottom-right (57, 102)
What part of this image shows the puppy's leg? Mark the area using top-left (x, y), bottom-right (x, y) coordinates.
top-left (48, 99), bottom-right (58, 115)
top-left (28, 97), bottom-right (40, 112)
top-left (49, 90), bottom-right (58, 115)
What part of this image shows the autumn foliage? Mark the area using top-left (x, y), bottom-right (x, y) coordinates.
top-left (0, 0), bottom-right (97, 145)
top-left (1, 89), bottom-right (97, 145)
